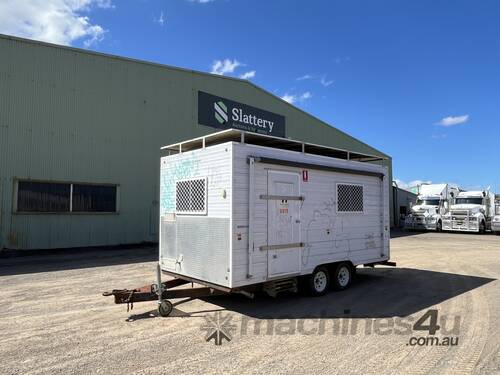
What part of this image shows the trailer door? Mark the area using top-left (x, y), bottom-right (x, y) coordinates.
top-left (266, 170), bottom-right (301, 278)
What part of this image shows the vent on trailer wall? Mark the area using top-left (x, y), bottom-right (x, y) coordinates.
top-left (176, 178), bottom-right (207, 215)
top-left (337, 184), bottom-right (364, 213)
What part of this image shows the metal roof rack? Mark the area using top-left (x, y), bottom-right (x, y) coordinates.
top-left (161, 129), bottom-right (387, 162)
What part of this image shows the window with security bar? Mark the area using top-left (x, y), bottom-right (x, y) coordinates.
top-left (176, 178), bottom-right (207, 215)
top-left (337, 184), bottom-right (364, 213)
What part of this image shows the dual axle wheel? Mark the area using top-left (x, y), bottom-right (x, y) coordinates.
top-left (305, 262), bottom-right (354, 296)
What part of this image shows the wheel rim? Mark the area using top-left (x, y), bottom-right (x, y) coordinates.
top-left (338, 266), bottom-right (350, 287)
top-left (313, 271), bottom-right (327, 292)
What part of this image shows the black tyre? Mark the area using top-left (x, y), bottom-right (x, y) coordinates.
top-left (331, 262), bottom-right (353, 291)
top-left (158, 300), bottom-right (173, 317)
top-left (436, 220), bottom-right (442, 232)
top-left (307, 266), bottom-right (330, 296)
top-left (479, 220), bottom-right (486, 234)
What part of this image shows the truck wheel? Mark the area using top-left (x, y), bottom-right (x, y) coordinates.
top-left (158, 300), bottom-right (173, 317)
top-left (436, 220), bottom-right (442, 232)
top-left (307, 266), bottom-right (330, 296)
top-left (479, 221), bottom-right (486, 234)
top-left (332, 262), bottom-right (353, 291)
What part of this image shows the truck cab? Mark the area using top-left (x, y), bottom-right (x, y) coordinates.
top-left (492, 195), bottom-right (500, 235)
top-left (405, 184), bottom-right (457, 231)
top-left (442, 190), bottom-right (495, 233)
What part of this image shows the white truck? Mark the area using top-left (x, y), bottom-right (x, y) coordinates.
top-left (442, 190), bottom-right (495, 233)
top-left (492, 194), bottom-right (500, 235)
top-left (405, 183), bottom-right (459, 231)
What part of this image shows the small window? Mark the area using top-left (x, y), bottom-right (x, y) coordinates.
top-left (176, 178), bottom-right (207, 214)
top-left (337, 184), bottom-right (364, 213)
top-left (72, 185), bottom-right (117, 212)
top-left (15, 180), bottom-right (118, 214)
top-left (17, 181), bottom-right (71, 212)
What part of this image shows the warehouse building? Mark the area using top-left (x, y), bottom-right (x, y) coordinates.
top-left (392, 183), bottom-right (418, 228)
top-left (0, 34), bottom-right (393, 250)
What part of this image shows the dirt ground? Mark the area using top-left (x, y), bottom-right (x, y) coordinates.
top-left (1, 231), bottom-right (499, 375)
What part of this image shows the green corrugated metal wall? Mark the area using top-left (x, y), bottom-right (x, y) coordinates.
top-left (0, 34), bottom-right (393, 250)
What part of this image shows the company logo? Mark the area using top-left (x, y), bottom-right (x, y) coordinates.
top-left (200, 312), bottom-right (236, 346)
top-left (199, 91), bottom-right (286, 137)
top-left (214, 101), bottom-right (228, 124)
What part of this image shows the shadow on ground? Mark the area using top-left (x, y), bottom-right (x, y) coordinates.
top-left (390, 228), bottom-right (426, 238)
top-left (144, 267), bottom-right (495, 320)
top-left (0, 247), bottom-right (158, 276)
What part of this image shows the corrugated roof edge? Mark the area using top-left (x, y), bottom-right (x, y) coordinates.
top-left (0, 33), bottom-right (390, 159)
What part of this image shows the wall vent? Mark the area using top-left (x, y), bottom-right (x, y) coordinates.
top-left (337, 184), bottom-right (364, 213)
top-left (176, 178), bottom-right (207, 215)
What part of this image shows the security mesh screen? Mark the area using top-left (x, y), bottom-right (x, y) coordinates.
top-left (337, 184), bottom-right (364, 212)
top-left (176, 178), bottom-right (206, 214)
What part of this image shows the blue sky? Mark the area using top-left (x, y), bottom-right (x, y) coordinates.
top-left (1, 0), bottom-right (499, 191)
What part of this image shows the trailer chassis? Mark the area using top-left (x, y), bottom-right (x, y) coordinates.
top-left (104, 261), bottom-right (397, 317)
top-left (103, 264), bottom-right (253, 317)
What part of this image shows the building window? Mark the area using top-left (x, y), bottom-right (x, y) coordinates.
top-left (15, 180), bottom-right (118, 214)
top-left (337, 183), bottom-right (364, 213)
top-left (176, 178), bottom-right (207, 215)
top-left (72, 185), bottom-right (117, 212)
top-left (17, 181), bottom-right (71, 212)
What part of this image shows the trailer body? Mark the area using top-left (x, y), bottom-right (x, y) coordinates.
top-left (159, 130), bottom-right (390, 290)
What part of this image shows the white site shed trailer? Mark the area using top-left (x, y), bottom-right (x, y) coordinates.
top-left (158, 129), bottom-right (391, 297)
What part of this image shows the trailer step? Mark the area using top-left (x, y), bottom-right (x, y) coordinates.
top-left (263, 278), bottom-right (298, 298)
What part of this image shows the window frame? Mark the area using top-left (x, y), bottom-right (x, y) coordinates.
top-left (12, 179), bottom-right (120, 215)
top-left (336, 182), bottom-right (365, 215)
top-left (175, 177), bottom-right (208, 216)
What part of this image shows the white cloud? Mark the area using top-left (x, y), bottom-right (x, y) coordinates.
top-left (320, 75), bottom-right (334, 87)
top-left (296, 74), bottom-right (313, 81)
top-left (300, 91), bottom-right (312, 100)
top-left (394, 179), bottom-right (432, 191)
top-left (94, 0), bottom-right (114, 9)
top-left (0, 0), bottom-right (113, 47)
top-left (436, 114), bottom-right (469, 127)
top-left (239, 70), bottom-right (256, 80)
top-left (281, 91), bottom-right (312, 104)
top-left (189, 0), bottom-right (216, 3)
top-left (155, 11), bottom-right (166, 27)
top-left (334, 56), bottom-right (350, 64)
top-left (281, 94), bottom-right (297, 104)
top-left (296, 73), bottom-right (333, 87)
top-left (211, 59), bottom-right (242, 75)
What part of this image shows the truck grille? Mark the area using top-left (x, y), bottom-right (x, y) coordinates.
top-left (451, 210), bottom-right (471, 221)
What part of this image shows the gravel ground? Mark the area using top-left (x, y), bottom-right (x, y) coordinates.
top-left (0, 231), bottom-right (499, 375)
